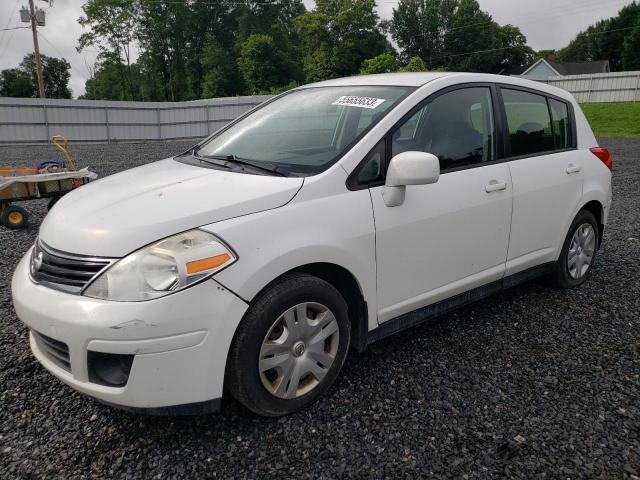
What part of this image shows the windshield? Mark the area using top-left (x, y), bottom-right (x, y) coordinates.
top-left (196, 86), bottom-right (413, 175)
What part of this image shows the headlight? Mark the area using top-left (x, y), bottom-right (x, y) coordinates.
top-left (84, 229), bottom-right (236, 301)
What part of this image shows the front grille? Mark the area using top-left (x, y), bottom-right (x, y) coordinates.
top-left (30, 240), bottom-right (115, 294)
top-left (32, 330), bottom-right (71, 372)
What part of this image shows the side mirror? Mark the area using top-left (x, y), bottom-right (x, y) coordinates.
top-left (383, 151), bottom-right (440, 207)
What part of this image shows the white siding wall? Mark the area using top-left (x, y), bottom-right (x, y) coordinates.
top-left (522, 61), bottom-right (558, 80)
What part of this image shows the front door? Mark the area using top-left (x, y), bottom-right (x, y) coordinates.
top-left (369, 86), bottom-right (513, 323)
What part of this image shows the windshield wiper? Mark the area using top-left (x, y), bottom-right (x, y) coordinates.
top-left (191, 153), bottom-right (232, 170)
top-left (200, 154), bottom-right (290, 177)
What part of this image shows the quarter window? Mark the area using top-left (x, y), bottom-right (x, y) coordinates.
top-left (548, 98), bottom-right (573, 149)
top-left (356, 139), bottom-right (385, 184)
top-left (502, 88), bottom-right (554, 157)
top-left (391, 87), bottom-right (496, 171)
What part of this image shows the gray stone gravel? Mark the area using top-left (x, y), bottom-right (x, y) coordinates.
top-left (0, 138), bottom-right (638, 479)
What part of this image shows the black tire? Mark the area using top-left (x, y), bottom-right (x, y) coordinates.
top-left (47, 197), bottom-right (60, 211)
top-left (226, 273), bottom-right (350, 417)
top-left (550, 209), bottom-right (599, 289)
top-left (0, 204), bottom-right (29, 229)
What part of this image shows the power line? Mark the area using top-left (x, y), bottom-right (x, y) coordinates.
top-left (0, 26), bottom-right (30, 32)
top-left (0, 0), bottom-right (21, 56)
top-left (38, 29), bottom-right (94, 79)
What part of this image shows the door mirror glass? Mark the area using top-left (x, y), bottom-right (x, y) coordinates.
top-left (386, 151), bottom-right (440, 187)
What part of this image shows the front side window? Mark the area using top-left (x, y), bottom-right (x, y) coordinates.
top-left (391, 87), bottom-right (496, 171)
top-left (502, 88), bottom-right (554, 157)
top-left (197, 86), bottom-right (412, 176)
top-left (549, 98), bottom-right (573, 149)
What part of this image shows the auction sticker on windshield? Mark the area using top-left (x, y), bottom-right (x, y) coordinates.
top-left (332, 96), bottom-right (386, 109)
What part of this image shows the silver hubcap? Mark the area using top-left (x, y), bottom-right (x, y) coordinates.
top-left (259, 302), bottom-right (340, 399)
top-left (568, 223), bottom-right (596, 279)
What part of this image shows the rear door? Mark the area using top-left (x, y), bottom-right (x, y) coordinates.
top-left (498, 87), bottom-right (583, 275)
top-left (364, 85), bottom-right (513, 323)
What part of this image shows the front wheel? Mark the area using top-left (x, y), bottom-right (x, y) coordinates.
top-left (550, 209), bottom-right (599, 289)
top-left (226, 273), bottom-right (350, 417)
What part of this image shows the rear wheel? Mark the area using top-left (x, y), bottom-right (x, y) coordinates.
top-left (550, 210), bottom-right (599, 288)
top-left (226, 273), bottom-right (350, 416)
top-left (0, 205), bottom-right (29, 229)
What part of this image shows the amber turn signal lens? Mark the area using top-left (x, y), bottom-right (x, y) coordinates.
top-left (186, 253), bottom-right (231, 274)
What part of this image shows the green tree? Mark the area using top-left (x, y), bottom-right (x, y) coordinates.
top-left (135, 0), bottom-right (192, 101)
top-left (78, 0), bottom-right (137, 99)
top-left (82, 54), bottom-right (146, 100)
top-left (559, 2), bottom-right (640, 71)
top-left (296, 0), bottom-right (390, 82)
top-left (233, 0), bottom-right (305, 87)
top-left (21, 54), bottom-right (72, 99)
top-left (238, 34), bottom-right (291, 94)
top-left (200, 34), bottom-right (239, 98)
top-left (184, 0), bottom-right (239, 99)
top-left (535, 50), bottom-right (558, 61)
top-left (443, 0), bottom-right (500, 72)
top-left (399, 56), bottom-right (428, 72)
top-left (388, 0), bottom-right (456, 67)
top-left (0, 69), bottom-right (33, 97)
top-left (389, 0), bottom-right (533, 73)
top-left (494, 24), bottom-right (535, 73)
top-left (0, 54), bottom-right (71, 98)
top-left (622, 18), bottom-right (640, 70)
top-left (360, 53), bottom-right (397, 74)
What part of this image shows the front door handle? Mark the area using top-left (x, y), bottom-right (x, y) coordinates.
top-left (566, 163), bottom-right (581, 174)
top-left (485, 180), bottom-right (507, 193)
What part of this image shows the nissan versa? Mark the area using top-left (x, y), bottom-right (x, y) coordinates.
top-left (12, 73), bottom-right (612, 416)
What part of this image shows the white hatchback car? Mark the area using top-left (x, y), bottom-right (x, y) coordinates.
top-left (12, 73), bottom-right (612, 416)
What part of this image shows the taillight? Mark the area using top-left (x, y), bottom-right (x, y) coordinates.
top-left (590, 147), bottom-right (612, 171)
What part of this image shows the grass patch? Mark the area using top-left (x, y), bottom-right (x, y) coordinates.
top-left (581, 102), bottom-right (640, 137)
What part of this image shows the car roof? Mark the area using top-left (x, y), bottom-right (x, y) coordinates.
top-left (299, 72), bottom-right (575, 103)
top-left (302, 72), bottom-right (456, 88)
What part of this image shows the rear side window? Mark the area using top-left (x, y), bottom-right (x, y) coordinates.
top-left (502, 89), bottom-right (554, 157)
top-left (548, 98), bottom-right (573, 149)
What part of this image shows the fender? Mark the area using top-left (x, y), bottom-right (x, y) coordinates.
top-left (205, 187), bottom-right (379, 333)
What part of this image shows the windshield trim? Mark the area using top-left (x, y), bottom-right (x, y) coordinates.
top-left (178, 85), bottom-right (416, 177)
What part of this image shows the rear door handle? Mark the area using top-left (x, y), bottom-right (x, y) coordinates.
top-left (485, 180), bottom-right (507, 193)
top-left (566, 163), bottom-right (581, 174)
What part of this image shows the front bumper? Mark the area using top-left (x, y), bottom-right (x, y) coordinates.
top-left (11, 248), bottom-right (248, 411)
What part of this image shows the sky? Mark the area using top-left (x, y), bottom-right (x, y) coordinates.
top-left (0, 0), bottom-right (632, 98)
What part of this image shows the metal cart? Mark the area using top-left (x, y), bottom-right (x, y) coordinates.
top-left (0, 135), bottom-right (97, 229)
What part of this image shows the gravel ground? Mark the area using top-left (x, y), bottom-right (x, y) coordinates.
top-left (0, 138), bottom-right (638, 479)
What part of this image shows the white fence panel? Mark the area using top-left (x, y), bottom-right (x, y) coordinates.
top-left (535, 71), bottom-right (640, 103)
top-left (3, 73), bottom-right (636, 144)
top-left (0, 95), bottom-right (271, 144)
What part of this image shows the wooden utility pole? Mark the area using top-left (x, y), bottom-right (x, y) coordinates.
top-left (28, 0), bottom-right (46, 98)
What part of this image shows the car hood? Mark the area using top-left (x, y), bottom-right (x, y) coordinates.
top-left (39, 158), bottom-right (304, 257)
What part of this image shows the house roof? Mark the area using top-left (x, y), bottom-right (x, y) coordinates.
top-left (546, 59), bottom-right (610, 75)
top-left (523, 58), bottom-right (610, 76)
